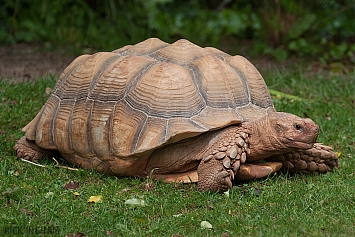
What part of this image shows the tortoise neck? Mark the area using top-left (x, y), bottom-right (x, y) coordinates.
top-left (242, 115), bottom-right (284, 161)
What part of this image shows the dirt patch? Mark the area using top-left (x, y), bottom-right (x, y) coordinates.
top-left (0, 42), bottom-right (323, 84)
top-left (0, 43), bottom-right (76, 83)
top-left (0, 43), bottom-right (282, 83)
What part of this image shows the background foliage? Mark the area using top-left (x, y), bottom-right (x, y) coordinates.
top-left (1, 0), bottom-right (355, 65)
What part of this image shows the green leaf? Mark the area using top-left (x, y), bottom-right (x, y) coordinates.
top-left (125, 198), bottom-right (146, 207)
top-left (88, 195), bottom-right (103, 203)
top-left (269, 89), bottom-right (304, 101)
top-left (1, 187), bottom-right (20, 196)
top-left (45, 191), bottom-right (54, 199)
top-left (200, 220), bottom-right (213, 229)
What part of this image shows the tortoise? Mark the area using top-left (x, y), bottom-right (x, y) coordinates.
top-left (14, 38), bottom-right (339, 192)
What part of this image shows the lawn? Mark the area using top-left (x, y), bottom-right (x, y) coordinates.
top-left (0, 69), bottom-right (354, 236)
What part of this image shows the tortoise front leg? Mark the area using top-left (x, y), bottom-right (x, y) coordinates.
top-left (14, 136), bottom-right (55, 161)
top-left (197, 129), bottom-right (250, 192)
top-left (197, 158), bottom-right (235, 192)
top-left (198, 158), bottom-right (283, 191)
top-left (266, 143), bottom-right (340, 173)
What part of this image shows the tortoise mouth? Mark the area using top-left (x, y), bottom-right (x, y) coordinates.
top-left (286, 137), bottom-right (314, 149)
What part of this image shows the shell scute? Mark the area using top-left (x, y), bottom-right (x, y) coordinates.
top-left (90, 100), bottom-right (116, 157)
top-left (54, 53), bottom-right (113, 100)
top-left (150, 39), bottom-right (207, 64)
top-left (226, 56), bottom-right (274, 109)
top-left (33, 95), bottom-right (59, 149)
top-left (134, 116), bottom-right (168, 154)
top-left (125, 62), bottom-right (205, 118)
top-left (113, 38), bottom-right (169, 56)
top-left (70, 98), bottom-right (94, 156)
top-left (110, 101), bottom-right (147, 156)
top-left (192, 54), bottom-right (249, 108)
top-left (88, 55), bottom-right (156, 101)
top-left (54, 99), bottom-right (74, 153)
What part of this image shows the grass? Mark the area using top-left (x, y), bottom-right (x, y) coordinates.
top-left (1, 70), bottom-right (355, 237)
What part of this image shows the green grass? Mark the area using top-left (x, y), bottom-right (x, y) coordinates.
top-left (1, 71), bottom-right (355, 237)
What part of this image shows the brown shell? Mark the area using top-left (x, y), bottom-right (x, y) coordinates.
top-left (22, 38), bottom-right (275, 157)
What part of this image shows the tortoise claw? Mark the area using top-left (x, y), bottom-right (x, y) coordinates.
top-left (224, 176), bottom-right (233, 189)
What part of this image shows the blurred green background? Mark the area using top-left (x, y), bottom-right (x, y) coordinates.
top-left (1, 0), bottom-right (354, 66)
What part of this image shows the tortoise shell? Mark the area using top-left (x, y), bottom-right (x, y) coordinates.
top-left (23, 38), bottom-right (275, 158)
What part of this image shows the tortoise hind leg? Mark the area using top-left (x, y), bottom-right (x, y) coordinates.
top-left (14, 136), bottom-right (55, 161)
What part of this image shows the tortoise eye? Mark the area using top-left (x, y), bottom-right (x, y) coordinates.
top-left (294, 123), bottom-right (302, 131)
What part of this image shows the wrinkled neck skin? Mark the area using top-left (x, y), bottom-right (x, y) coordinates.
top-left (242, 117), bottom-right (290, 161)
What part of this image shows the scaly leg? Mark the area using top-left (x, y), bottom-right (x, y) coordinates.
top-left (266, 143), bottom-right (340, 173)
top-left (14, 136), bottom-right (55, 161)
top-left (197, 129), bottom-right (249, 192)
top-left (198, 158), bottom-right (234, 192)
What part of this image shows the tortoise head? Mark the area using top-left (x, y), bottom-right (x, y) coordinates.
top-left (268, 112), bottom-right (319, 149)
top-left (246, 112), bottom-right (319, 160)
